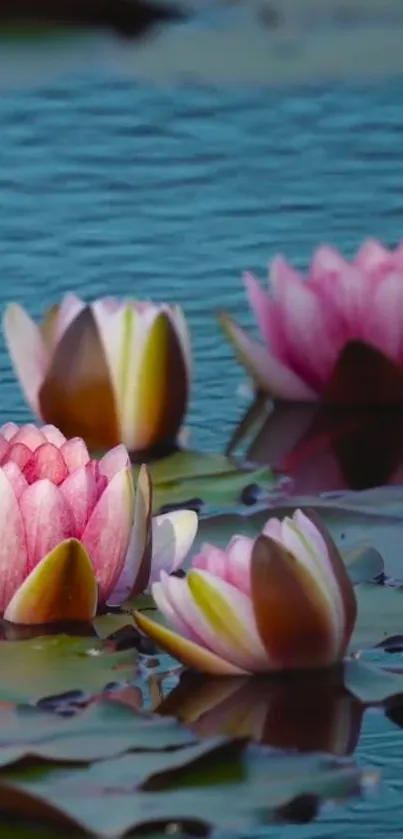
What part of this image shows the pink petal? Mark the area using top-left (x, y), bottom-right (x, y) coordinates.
top-left (192, 543), bottom-right (228, 577)
top-left (19, 479), bottom-right (74, 572)
top-left (23, 443), bottom-right (68, 486)
top-left (7, 443), bottom-right (33, 471)
top-left (244, 272), bottom-right (286, 360)
top-left (82, 468), bottom-right (133, 603)
top-left (192, 538), bottom-right (252, 596)
top-left (0, 422), bottom-right (19, 441)
top-left (41, 424), bottom-right (67, 448)
top-left (3, 304), bottom-right (47, 416)
top-left (99, 444), bottom-right (130, 480)
top-left (220, 313), bottom-right (317, 400)
top-left (0, 435), bottom-right (10, 465)
top-left (149, 510), bottom-right (198, 585)
top-left (225, 536), bottom-right (253, 595)
top-left (363, 272), bottom-right (403, 364)
top-left (60, 438), bottom-right (90, 473)
top-left (11, 424), bottom-right (46, 452)
top-left (0, 469), bottom-right (28, 613)
top-left (59, 464), bottom-right (98, 537)
top-left (270, 255), bottom-right (304, 292)
top-left (354, 238), bottom-right (392, 273)
top-left (262, 517), bottom-right (283, 541)
top-left (270, 258), bottom-right (339, 388)
top-left (309, 245), bottom-right (349, 282)
top-left (152, 572), bottom-right (201, 642)
top-left (391, 241), bottom-right (403, 272)
top-left (2, 462), bottom-right (28, 501)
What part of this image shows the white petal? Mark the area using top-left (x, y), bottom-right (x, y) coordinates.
top-left (149, 509), bottom-right (198, 586)
top-left (3, 304), bottom-right (48, 415)
top-left (55, 294), bottom-right (86, 343)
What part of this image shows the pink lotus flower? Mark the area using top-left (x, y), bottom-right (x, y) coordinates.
top-left (3, 294), bottom-right (191, 453)
top-left (135, 509), bottom-right (356, 675)
top-left (0, 423), bottom-right (198, 625)
top-left (221, 239), bottom-right (403, 404)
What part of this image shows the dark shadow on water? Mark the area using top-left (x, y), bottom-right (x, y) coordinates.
top-left (0, 0), bottom-right (186, 39)
top-left (0, 619), bottom-right (96, 641)
top-left (156, 667), bottom-right (364, 756)
top-left (227, 397), bottom-right (403, 495)
top-left (129, 440), bottom-right (181, 465)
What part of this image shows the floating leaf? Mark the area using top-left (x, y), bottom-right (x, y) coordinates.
top-left (344, 546), bottom-right (384, 584)
top-left (344, 660), bottom-right (403, 704)
top-left (93, 614), bottom-right (136, 641)
top-left (0, 741), bottom-right (366, 836)
top-left (0, 700), bottom-right (196, 767)
top-left (132, 452), bottom-right (273, 513)
top-left (136, 451), bottom-right (242, 484)
top-left (0, 636), bottom-right (135, 704)
top-left (352, 584), bottom-right (403, 651)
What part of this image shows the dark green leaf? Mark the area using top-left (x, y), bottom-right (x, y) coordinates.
top-left (0, 636), bottom-right (135, 703)
top-left (352, 584), bottom-right (403, 651)
top-left (132, 452), bottom-right (273, 513)
top-left (0, 742), bottom-right (365, 836)
top-left (344, 660), bottom-right (403, 704)
top-left (0, 700), bottom-right (196, 766)
top-left (344, 545), bottom-right (384, 584)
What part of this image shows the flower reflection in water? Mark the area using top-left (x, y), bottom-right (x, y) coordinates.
top-left (157, 668), bottom-right (363, 757)
top-left (227, 397), bottom-right (403, 494)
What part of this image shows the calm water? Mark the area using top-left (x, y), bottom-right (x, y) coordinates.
top-left (1, 71), bottom-right (403, 836)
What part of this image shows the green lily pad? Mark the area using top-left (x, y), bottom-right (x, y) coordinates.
top-left (132, 452), bottom-right (273, 513)
top-left (0, 740), bottom-right (365, 836)
top-left (92, 613), bottom-right (136, 640)
top-left (0, 636), bottom-right (135, 704)
top-left (135, 451), bottom-right (242, 484)
top-left (344, 659), bottom-right (403, 704)
top-left (352, 584), bottom-right (403, 651)
top-left (0, 700), bottom-right (196, 767)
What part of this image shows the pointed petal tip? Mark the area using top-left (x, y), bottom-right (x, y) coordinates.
top-left (120, 463), bottom-right (153, 602)
top-left (133, 610), bottom-right (247, 675)
top-left (4, 538), bottom-right (98, 625)
top-left (149, 508), bottom-right (199, 585)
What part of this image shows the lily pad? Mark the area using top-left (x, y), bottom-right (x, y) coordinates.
top-left (132, 452), bottom-right (273, 513)
top-left (0, 700), bottom-right (196, 767)
top-left (0, 740), bottom-right (366, 836)
top-left (352, 584), bottom-right (403, 651)
top-left (0, 636), bottom-right (136, 704)
top-left (344, 659), bottom-right (403, 704)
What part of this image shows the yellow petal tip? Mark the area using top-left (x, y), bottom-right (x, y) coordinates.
top-left (4, 538), bottom-right (98, 625)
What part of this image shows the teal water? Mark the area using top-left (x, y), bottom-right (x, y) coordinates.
top-left (1, 71), bottom-right (403, 835)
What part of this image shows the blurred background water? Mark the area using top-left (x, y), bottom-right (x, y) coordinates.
top-left (1, 76), bottom-right (403, 457)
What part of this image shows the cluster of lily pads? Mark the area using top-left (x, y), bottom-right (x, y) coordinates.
top-left (1, 238), bottom-right (403, 832)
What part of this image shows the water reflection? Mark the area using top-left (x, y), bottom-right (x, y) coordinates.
top-left (228, 398), bottom-right (403, 494)
top-left (157, 669), bottom-right (363, 756)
